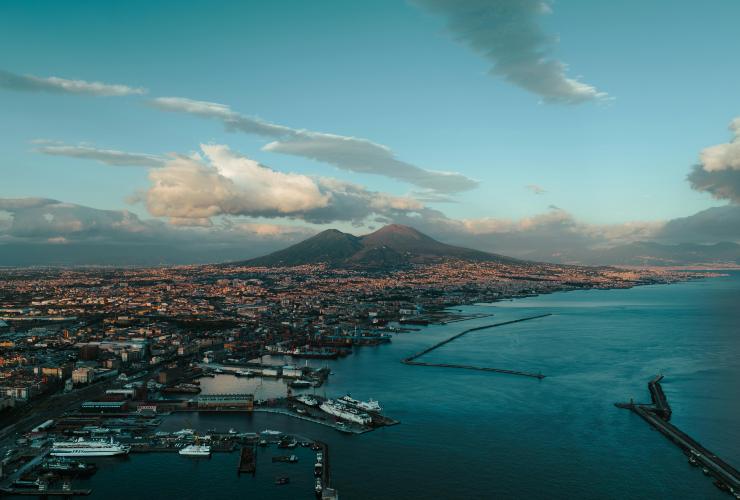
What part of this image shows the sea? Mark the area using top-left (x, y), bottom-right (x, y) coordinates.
top-left (81, 271), bottom-right (739, 499)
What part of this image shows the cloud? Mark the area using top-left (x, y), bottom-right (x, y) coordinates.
top-left (0, 197), bottom-right (315, 265)
top-left (35, 143), bottom-right (166, 167)
top-left (149, 97), bottom-right (478, 193)
top-left (657, 205), bottom-right (740, 244)
top-left (140, 144), bottom-right (425, 225)
top-left (0, 69), bottom-right (146, 96)
top-left (2, 197), bottom-right (737, 266)
top-left (525, 184), bottom-right (546, 195)
top-left (412, 0), bottom-right (607, 104)
top-left (388, 205), bottom-right (667, 262)
top-left (688, 117), bottom-right (740, 203)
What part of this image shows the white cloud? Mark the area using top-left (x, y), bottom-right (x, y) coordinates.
top-left (525, 184), bottom-right (546, 195)
top-left (35, 143), bottom-right (166, 167)
top-left (0, 69), bottom-right (146, 96)
top-left (413, 0), bottom-right (607, 104)
top-left (149, 97), bottom-right (478, 194)
top-left (140, 144), bottom-right (425, 226)
top-left (698, 118), bottom-right (740, 172)
top-left (688, 117), bottom-right (740, 203)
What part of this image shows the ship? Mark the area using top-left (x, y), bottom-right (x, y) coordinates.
top-left (179, 444), bottom-right (211, 457)
top-left (288, 347), bottom-right (339, 360)
top-left (338, 394), bottom-right (382, 413)
top-left (51, 438), bottom-right (130, 457)
top-left (319, 400), bottom-right (371, 425)
top-left (296, 395), bottom-right (318, 406)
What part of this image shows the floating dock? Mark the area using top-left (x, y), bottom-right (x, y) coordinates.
top-left (401, 314), bottom-right (551, 379)
top-left (617, 376), bottom-right (740, 494)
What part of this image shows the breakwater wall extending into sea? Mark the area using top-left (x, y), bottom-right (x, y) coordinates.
top-left (401, 314), bottom-right (551, 379)
top-left (616, 376), bottom-right (740, 494)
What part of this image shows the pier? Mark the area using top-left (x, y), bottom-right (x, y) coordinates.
top-left (401, 314), bottom-right (551, 379)
top-left (617, 376), bottom-right (740, 494)
top-left (237, 445), bottom-right (256, 474)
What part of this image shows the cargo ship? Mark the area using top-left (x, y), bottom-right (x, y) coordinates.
top-left (319, 400), bottom-right (371, 425)
top-left (51, 438), bottom-right (130, 457)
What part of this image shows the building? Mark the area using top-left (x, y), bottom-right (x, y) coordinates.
top-left (80, 401), bottom-right (128, 413)
top-left (196, 393), bottom-right (254, 411)
top-left (72, 367), bottom-right (94, 385)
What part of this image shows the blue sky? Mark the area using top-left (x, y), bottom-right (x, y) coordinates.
top-left (1, 0), bottom-right (739, 264)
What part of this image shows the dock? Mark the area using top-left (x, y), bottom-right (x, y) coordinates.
top-left (617, 376), bottom-right (740, 494)
top-left (237, 445), bottom-right (256, 474)
top-left (401, 314), bottom-right (551, 379)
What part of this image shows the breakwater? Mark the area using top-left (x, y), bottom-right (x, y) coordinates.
top-left (402, 314), bottom-right (551, 379)
top-left (617, 376), bottom-right (740, 494)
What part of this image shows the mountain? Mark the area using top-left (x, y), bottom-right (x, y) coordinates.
top-left (574, 241), bottom-right (740, 267)
top-left (240, 224), bottom-right (519, 268)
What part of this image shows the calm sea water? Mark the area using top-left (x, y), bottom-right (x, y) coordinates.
top-left (83, 272), bottom-right (739, 499)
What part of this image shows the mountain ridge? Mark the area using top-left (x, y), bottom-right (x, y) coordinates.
top-left (237, 224), bottom-right (520, 268)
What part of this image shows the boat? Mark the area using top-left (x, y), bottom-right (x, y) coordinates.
top-left (41, 458), bottom-right (97, 477)
top-left (288, 347), bottom-right (339, 360)
top-left (315, 478), bottom-right (323, 496)
top-left (296, 395), bottom-right (318, 406)
top-left (234, 369), bottom-right (254, 377)
top-left (320, 400), bottom-right (372, 425)
top-left (272, 455), bottom-right (299, 463)
top-left (289, 379), bottom-right (313, 388)
top-left (339, 394), bottom-right (382, 413)
top-left (51, 438), bottom-right (130, 457)
top-left (314, 461), bottom-right (323, 477)
top-left (275, 476), bottom-right (290, 485)
top-left (179, 444), bottom-right (211, 457)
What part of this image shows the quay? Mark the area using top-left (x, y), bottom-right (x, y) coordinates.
top-left (237, 445), bottom-right (256, 474)
top-left (617, 376), bottom-right (740, 494)
top-left (402, 314), bottom-right (551, 379)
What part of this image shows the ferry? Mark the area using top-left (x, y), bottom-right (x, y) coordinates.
top-left (51, 438), bottom-right (130, 457)
top-left (179, 444), bottom-right (211, 457)
top-left (320, 400), bottom-right (371, 425)
top-left (339, 394), bottom-right (382, 413)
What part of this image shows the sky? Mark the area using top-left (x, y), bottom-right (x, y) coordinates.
top-left (1, 0), bottom-right (739, 265)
